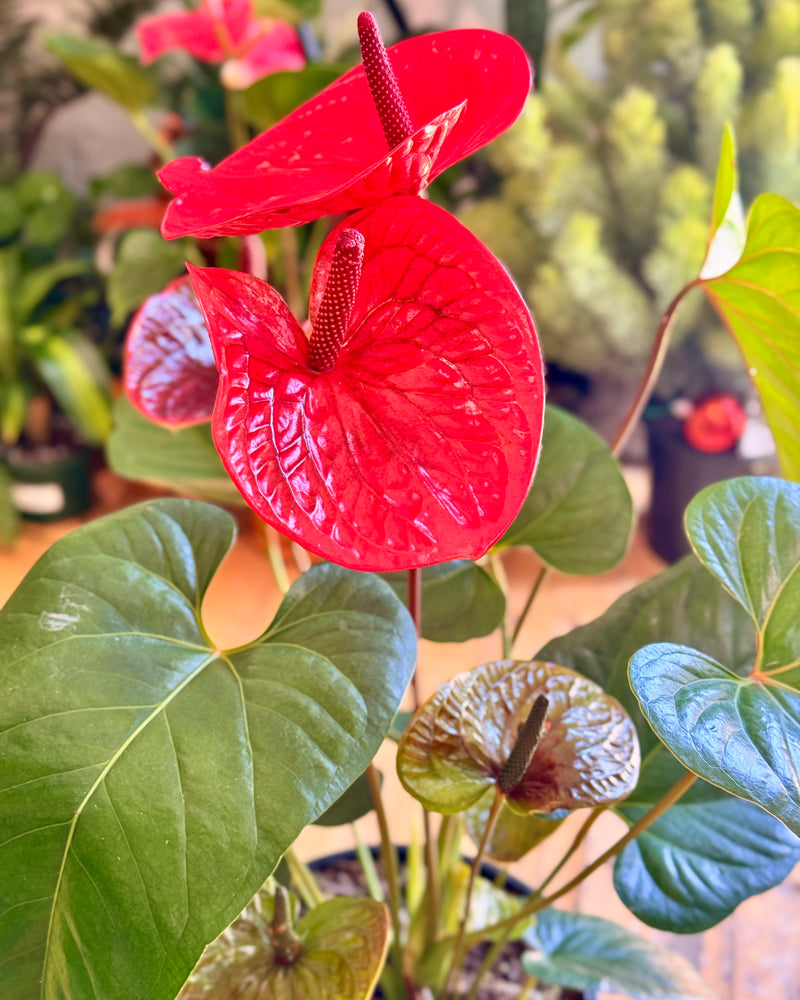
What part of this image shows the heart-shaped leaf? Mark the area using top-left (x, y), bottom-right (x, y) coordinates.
top-left (109, 229), bottom-right (201, 327)
top-left (686, 476), bottom-right (800, 686)
top-left (630, 644), bottom-right (800, 835)
top-left (193, 196), bottom-right (544, 571)
top-left (380, 560), bottom-right (505, 642)
top-left (521, 908), bottom-right (717, 999)
top-left (45, 34), bottom-right (156, 111)
top-left (181, 890), bottom-right (390, 1000)
top-left (614, 770), bottom-right (800, 932)
top-left (496, 404), bottom-right (633, 574)
top-left (124, 276), bottom-right (218, 427)
top-left (397, 659), bottom-right (639, 814)
top-left (107, 396), bottom-right (243, 505)
top-left (464, 790), bottom-right (565, 862)
top-left (0, 499), bottom-right (415, 1000)
top-left (700, 193), bottom-right (800, 478)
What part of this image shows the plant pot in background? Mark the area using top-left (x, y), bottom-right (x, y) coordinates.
top-left (646, 409), bottom-right (777, 563)
top-left (1, 417), bottom-right (96, 522)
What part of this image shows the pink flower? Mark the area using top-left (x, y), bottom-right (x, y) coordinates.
top-left (136, 0), bottom-right (305, 89)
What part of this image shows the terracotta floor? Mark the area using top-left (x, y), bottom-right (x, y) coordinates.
top-left (2, 468), bottom-right (798, 1000)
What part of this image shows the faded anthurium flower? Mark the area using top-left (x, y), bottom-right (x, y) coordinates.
top-left (124, 276), bottom-right (218, 428)
top-left (158, 12), bottom-right (531, 236)
top-left (397, 659), bottom-right (640, 814)
top-left (188, 195), bottom-right (545, 571)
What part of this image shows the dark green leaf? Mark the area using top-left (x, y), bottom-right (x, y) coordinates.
top-left (45, 33), bottom-right (156, 111)
top-left (240, 65), bottom-right (343, 131)
top-left (629, 643), bottom-right (800, 836)
top-left (107, 396), bottom-right (241, 505)
top-left (314, 771), bottom-right (376, 827)
top-left (0, 499), bottom-right (415, 1000)
top-left (615, 780), bottom-right (800, 932)
top-left (522, 908), bottom-right (716, 999)
top-left (497, 405), bottom-right (632, 574)
top-left (108, 230), bottom-right (199, 326)
top-left (686, 476), bottom-right (800, 685)
top-left (380, 560), bottom-right (504, 642)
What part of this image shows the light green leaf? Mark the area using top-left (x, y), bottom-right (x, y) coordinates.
top-left (496, 405), bottom-right (633, 574)
top-left (685, 476), bottom-right (800, 685)
top-left (629, 644), bottom-right (800, 836)
top-left (241, 65), bottom-right (343, 131)
top-left (522, 909), bottom-right (717, 999)
top-left (108, 230), bottom-right (200, 326)
top-left (380, 560), bottom-right (505, 642)
top-left (0, 499), bottom-right (415, 1000)
top-left (700, 194), bottom-right (800, 478)
top-left (45, 34), bottom-right (156, 111)
top-left (107, 396), bottom-right (242, 505)
top-left (700, 123), bottom-right (745, 280)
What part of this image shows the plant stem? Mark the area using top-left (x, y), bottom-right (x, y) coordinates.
top-left (280, 228), bottom-right (304, 319)
top-left (441, 788), bottom-right (505, 1000)
top-left (610, 280), bottom-right (699, 458)
top-left (489, 552), bottom-right (512, 657)
top-left (533, 805), bottom-right (605, 897)
top-left (509, 561), bottom-right (548, 656)
top-left (129, 109), bottom-right (175, 163)
top-left (265, 526), bottom-right (291, 594)
top-left (366, 763), bottom-right (405, 965)
top-left (224, 88), bottom-right (249, 153)
top-left (284, 847), bottom-right (325, 908)
top-left (467, 770), bottom-right (698, 942)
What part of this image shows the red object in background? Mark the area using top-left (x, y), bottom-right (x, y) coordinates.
top-left (682, 393), bottom-right (747, 453)
top-left (188, 196), bottom-right (545, 571)
top-left (136, 0), bottom-right (305, 89)
top-left (158, 16), bottom-right (531, 237)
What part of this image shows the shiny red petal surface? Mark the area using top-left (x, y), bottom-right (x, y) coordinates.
top-left (124, 276), bottom-right (219, 427)
top-left (160, 28), bottom-right (530, 237)
top-left (190, 197), bottom-right (544, 571)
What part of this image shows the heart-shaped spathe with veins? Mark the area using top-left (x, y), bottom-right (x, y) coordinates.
top-left (189, 196), bottom-right (545, 571)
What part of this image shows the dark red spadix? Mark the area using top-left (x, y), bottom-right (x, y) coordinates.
top-left (188, 196), bottom-right (545, 571)
top-left (159, 16), bottom-right (531, 237)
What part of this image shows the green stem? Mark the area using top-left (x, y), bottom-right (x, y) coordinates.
top-left (129, 109), bottom-right (175, 163)
top-left (283, 847), bottom-right (325, 908)
top-left (533, 805), bottom-right (605, 898)
top-left (610, 280), bottom-right (699, 458)
top-left (265, 526), bottom-right (291, 594)
top-left (442, 789), bottom-right (505, 1000)
top-left (509, 561), bottom-right (548, 656)
top-left (489, 552), bottom-right (512, 657)
top-left (467, 770), bottom-right (698, 942)
top-left (224, 88), bottom-right (249, 153)
top-left (366, 763), bottom-right (405, 964)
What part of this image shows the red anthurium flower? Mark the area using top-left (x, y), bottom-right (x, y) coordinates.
top-left (159, 12), bottom-right (531, 237)
top-left (682, 392), bottom-right (746, 453)
top-left (137, 0), bottom-right (305, 90)
top-left (125, 276), bottom-right (219, 427)
top-left (189, 196), bottom-right (544, 571)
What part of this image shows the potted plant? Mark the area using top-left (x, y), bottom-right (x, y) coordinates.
top-left (2, 9), bottom-right (800, 1000)
top-left (0, 168), bottom-right (113, 529)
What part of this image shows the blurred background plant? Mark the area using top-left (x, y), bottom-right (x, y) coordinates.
top-left (451, 0), bottom-right (800, 439)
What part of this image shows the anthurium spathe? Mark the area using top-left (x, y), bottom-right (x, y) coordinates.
top-left (124, 275), bottom-right (218, 427)
top-left (136, 0), bottom-right (305, 90)
top-left (159, 12), bottom-right (531, 237)
top-left (189, 195), bottom-right (545, 571)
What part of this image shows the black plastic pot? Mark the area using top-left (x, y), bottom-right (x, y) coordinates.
top-left (2, 435), bottom-right (94, 522)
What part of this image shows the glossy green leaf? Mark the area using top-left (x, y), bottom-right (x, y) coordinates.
top-left (497, 405), bottom-right (633, 573)
top-left (521, 909), bottom-right (716, 999)
top-left (629, 644), bottom-right (800, 836)
top-left (397, 659), bottom-right (639, 814)
top-left (107, 396), bottom-right (243, 505)
top-left (615, 778), bottom-right (800, 932)
top-left (45, 34), bottom-right (156, 111)
top-left (380, 560), bottom-right (505, 642)
top-left (700, 194), bottom-right (800, 478)
top-left (686, 476), bottom-right (800, 686)
top-left (0, 499), bottom-right (415, 1000)
top-left (699, 123), bottom-right (745, 280)
top-left (108, 230), bottom-right (200, 326)
top-left (28, 330), bottom-right (112, 444)
top-left (314, 770), bottom-right (376, 827)
top-left (537, 556), bottom-right (755, 753)
top-left (464, 790), bottom-right (564, 862)
top-left (181, 890), bottom-right (390, 1000)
